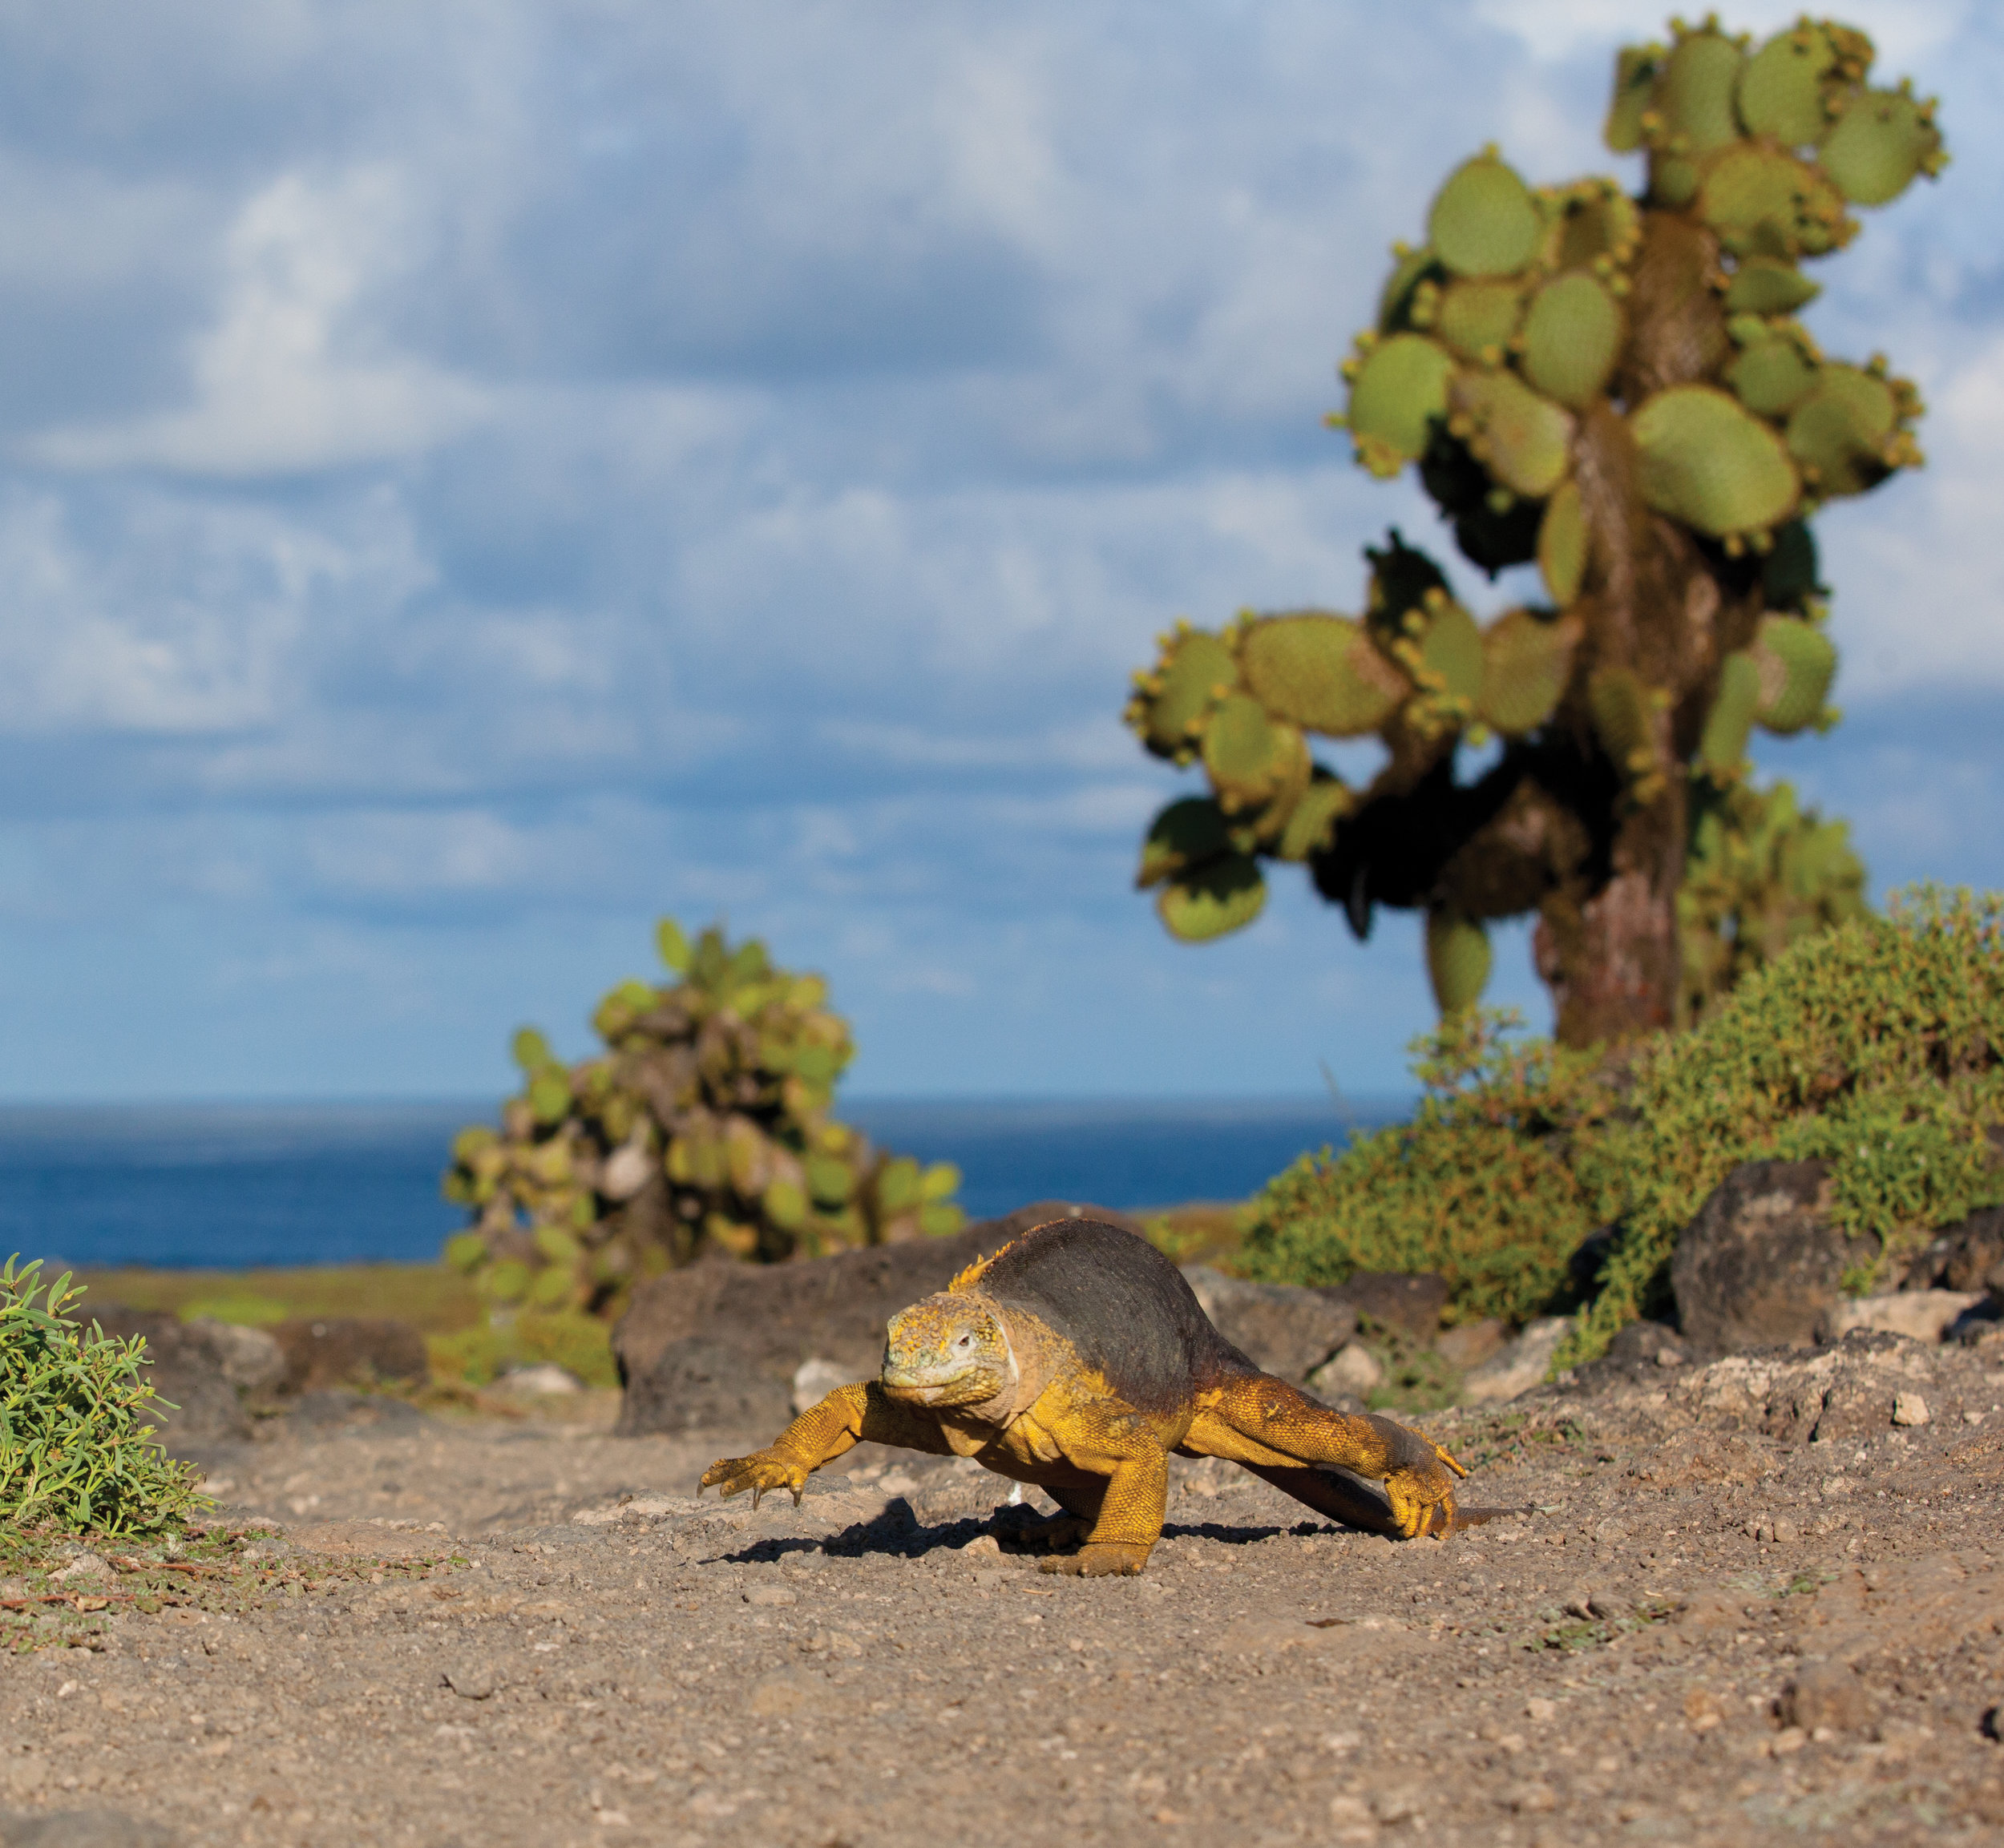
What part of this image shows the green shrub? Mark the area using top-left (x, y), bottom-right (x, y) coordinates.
top-left (1239, 1011), bottom-right (1615, 1327)
top-left (1565, 886), bottom-right (2004, 1361)
top-left (1245, 889), bottom-right (2004, 1368)
top-left (0, 1258), bottom-right (205, 1536)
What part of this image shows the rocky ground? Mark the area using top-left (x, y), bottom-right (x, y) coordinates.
top-left (3, 1325), bottom-right (2002, 1848)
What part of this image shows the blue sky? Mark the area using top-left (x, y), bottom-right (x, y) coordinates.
top-left (0, 0), bottom-right (1999, 1103)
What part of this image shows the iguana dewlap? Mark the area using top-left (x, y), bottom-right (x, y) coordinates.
top-left (700, 1217), bottom-right (1466, 1575)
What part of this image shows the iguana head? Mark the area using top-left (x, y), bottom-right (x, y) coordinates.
top-left (880, 1293), bottom-right (1014, 1408)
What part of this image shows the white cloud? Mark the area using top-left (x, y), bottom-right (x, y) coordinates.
top-left (31, 167), bottom-right (488, 476)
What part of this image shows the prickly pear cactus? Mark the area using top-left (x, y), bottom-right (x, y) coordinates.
top-left (1125, 14), bottom-right (1939, 1046)
top-left (441, 920), bottom-right (964, 1315)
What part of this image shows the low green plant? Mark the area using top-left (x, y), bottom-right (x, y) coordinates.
top-left (177, 1292), bottom-right (290, 1326)
top-left (425, 1309), bottom-right (619, 1390)
top-left (1244, 888), bottom-right (2004, 1367)
top-left (0, 1258), bottom-right (205, 1537)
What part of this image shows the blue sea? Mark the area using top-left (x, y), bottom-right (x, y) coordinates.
top-left (0, 1095), bottom-right (1408, 1272)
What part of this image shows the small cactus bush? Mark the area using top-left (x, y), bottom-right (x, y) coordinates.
top-left (1125, 14), bottom-right (1934, 1047)
top-left (1242, 890), bottom-right (2004, 1363)
top-left (0, 1259), bottom-right (204, 1536)
top-left (442, 920), bottom-right (964, 1314)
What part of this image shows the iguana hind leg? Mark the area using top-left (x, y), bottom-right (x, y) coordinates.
top-left (1186, 1374), bottom-right (1467, 1539)
top-left (700, 1382), bottom-right (952, 1507)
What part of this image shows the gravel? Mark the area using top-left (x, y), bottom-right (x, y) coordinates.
top-left (2, 1334), bottom-right (2002, 1846)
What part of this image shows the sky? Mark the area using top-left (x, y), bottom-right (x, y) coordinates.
top-left (0, 0), bottom-right (2000, 1104)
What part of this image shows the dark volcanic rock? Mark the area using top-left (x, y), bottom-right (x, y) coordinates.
top-left (1327, 1271), bottom-right (1450, 1342)
top-left (1178, 1268), bottom-right (1357, 1382)
top-left (83, 1306), bottom-right (251, 1447)
top-left (1902, 1205), bottom-right (2004, 1296)
top-left (1671, 1159), bottom-right (1873, 1354)
top-left (270, 1317), bottom-right (429, 1394)
top-left (612, 1200), bottom-right (1143, 1436)
top-left (1570, 1318), bottom-right (1688, 1394)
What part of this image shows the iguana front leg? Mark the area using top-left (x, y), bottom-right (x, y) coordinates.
top-left (700, 1382), bottom-right (951, 1507)
top-left (1020, 1394), bottom-right (1169, 1576)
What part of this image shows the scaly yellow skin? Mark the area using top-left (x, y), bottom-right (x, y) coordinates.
top-left (700, 1287), bottom-right (1467, 1574)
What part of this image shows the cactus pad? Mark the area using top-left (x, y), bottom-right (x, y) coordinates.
top-left (1436, 278), bottom-right (1525, 362)
top-left (1202, 692), bottom-right (1308, 813)
top-left (1416, 598), bottom-right (1484, 704)
top-left (1698, 649), bottom-right (1762, 776)
top-left (1587, 664), bottom-right (1659, 788)
top-left (1378, 247), bottom-right (1444, 333)
top-left (1521, 272), bottom-right (1625, 409)
top-left (1276, 777), bottom-right (1353, 863)
top-left (1478, 607), bottom-right (1581, 736)
top-left (1137, 796), bottom-right (1232, 889)
top-left (1544, 180), bottom-right (1642, 272)
top-left (1132, 627), bottom-right (1237, 757)
top-left (1726, 325), bottom-right (1820, 417)
top-left (1158, 854), bottom-right (1267, 942)
top-left (1659, 22), bottom-right (1748, 155)
top-left (1346, 333), bottom-right (1456, 475)
top-left (1425, 909), bottom-right (1493, 1015)
top-left (1750, 614), bottom-right (1836, 733)
top-left (1735, 20), bottom-right (1856, 146)
top-left (1448, 368), bottom-right (1574, 498)
top-left (1723, 256), bottom-right (1820, 315)
top-left (1427, 153), bottom-right (1543, 279)
top-left (1698, 142), bottom-right (1851, 257)
top-left (1819, 87), bottom-right (1945, 205)
top-left (1784, 361), bottom-right (1901, 498)
top-left (1606, 42), bottom-right (1666, 152)
top-left (1632, 384), bottom-right (1800, 538)
top-left (1537, 480), bottom-right (1587, 607)
top-left (1239, 612), bottom-right (1408, 737)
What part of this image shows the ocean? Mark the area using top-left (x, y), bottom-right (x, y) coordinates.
top-left (0, 1095), bottom-right (1408, 1272)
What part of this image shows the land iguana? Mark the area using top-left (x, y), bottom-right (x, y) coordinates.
top-left (700, 1216), bottom-right (1468, 1575)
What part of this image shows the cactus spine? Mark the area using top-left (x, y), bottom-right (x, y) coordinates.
top-left (1125, 14), bottom-right (1934, 1046)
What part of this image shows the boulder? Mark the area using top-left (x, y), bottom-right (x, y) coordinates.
top-left (1462, 1317), bottom-right (1570, 1404)
top-left (1827, 1290), bottom-right (1983, 1345)
top-left (612, 1201), bottom-right (1143, 1437)
top-left (1570, 1317), bottom-right (1689, 1394)
top-left (1901, 1205), bottom-right (2004, 1295)
top-left (1178, 1268), bottom-right (1358, 1381)
top-left (269, 1317), bottom-right (429, 1394)
top-left (1328, 1271), bottom-right (1449, 1342)
top-left (1435, 1317), bottom-right (1507, 1371)
top-left (81, 1306), bottom-right (251, 1447)
top-left (184, 1318), bottom-right (286, 1394)
top-left (1307, 1342), bottom-right (1382, 1398)
top-left (1671, 1159), bottom-right (1873, 1354)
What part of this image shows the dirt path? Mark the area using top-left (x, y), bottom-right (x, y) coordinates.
top-left (4, 1331), bottom-right (2003, 1848)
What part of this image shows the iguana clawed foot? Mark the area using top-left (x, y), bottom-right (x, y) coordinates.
top-left (1039, 1540), bottom-right (1150, 1577)
top-left (700, 1447), bottom-right (810, 1509)
top-left (1383, 1438), bottom-right (1469, 1539)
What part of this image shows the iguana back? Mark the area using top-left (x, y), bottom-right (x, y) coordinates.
top-left (956, 1216), bottom-right (1256, 1413)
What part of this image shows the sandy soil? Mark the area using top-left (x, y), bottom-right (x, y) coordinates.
top-left (4, 1329), bottom-right (2003, 1848)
